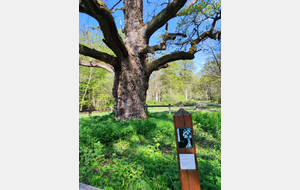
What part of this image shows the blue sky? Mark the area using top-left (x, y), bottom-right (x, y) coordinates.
top-left (79, 0), bottom-right (214, 73)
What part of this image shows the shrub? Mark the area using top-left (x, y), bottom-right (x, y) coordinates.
top-left (193, 112), bottom-right (221, 138)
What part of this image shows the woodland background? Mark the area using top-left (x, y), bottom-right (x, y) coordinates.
top-left (79, 27), bottom-right (221, 110)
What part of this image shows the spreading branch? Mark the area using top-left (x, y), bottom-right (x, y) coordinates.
top-left (144, 0), bottom-right (187, 39)
top-left (148, 10), bottom-right (221, 73)
top-left (189, 12), bottom-right (221, 54)
top-left (79, 44), bottom-right (118, 66)
top-left (148, 51), bottom-right (194, 73)
top-left (79, 0), bottom-right (128, 59)
top-left (79, 59), bottom-right (115, 76)
top-left (140, 33), bottom-right (186, 54)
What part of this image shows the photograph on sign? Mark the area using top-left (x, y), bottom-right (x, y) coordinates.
top-left (177, 128), bottom-right (193, 148)
top-left (179, 154), bottom-right (196, 170)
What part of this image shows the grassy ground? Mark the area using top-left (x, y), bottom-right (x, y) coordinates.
top-left (79, 110), bottom-right (221, 190)
top-left (200, 106), bottom-right (221, 110)
top-left (79, 112), bottom-right (110, 119)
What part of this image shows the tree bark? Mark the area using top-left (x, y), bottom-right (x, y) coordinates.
top-left (112, 54), bottom-right (149, 120)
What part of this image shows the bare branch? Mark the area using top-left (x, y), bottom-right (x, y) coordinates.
top-left (79, 0), bottom-right (128, 59)
top-left (140, 33), bottom-right (186, 54)
top-left (147, 10), bottom-right (220, 72)
top-left (206, 43), bottom-right (221, 70)
top-left (144, 0), bottom-right (187, 39)
top-left (79, 44), bottom-right (118, 66)
top-left (79, 59), bottom-right (115, 76)
top-left (91, 26), bottom-right (100, 30)
top-left (189, 13), bottom-right (221, 54)
top-left (189, 30), bottom-right (220, 54)
top-left (148, 51), bottom-right (194, 73)
top-left (111, 7), bottom-right (123, 13)
top-left (110, 0), bottom-right (122, 11)
top-left (210, 11), bottom-right (221, 32)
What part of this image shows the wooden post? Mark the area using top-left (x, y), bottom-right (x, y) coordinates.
top-left (88, 108), bottom-right (91, 117)
top-left (196, 103), bottom-right (198, 113)
top-left (110, 106), bottom-right (113, 113)
top-left (146, 104), bottom-right (148, 112)
top-left (169, 104), bottom-right (171, 115)
top-left (173, 108), bottom-right (201, 190)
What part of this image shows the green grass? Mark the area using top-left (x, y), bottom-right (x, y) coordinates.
top-left (79, 112), bottom-right (110, 119)
top-left (195, 100), bottom-right (217, 104)
top-left (200, 106), bottom-right (221, 110)
top-left (79, 110), bottom-right (221, 190)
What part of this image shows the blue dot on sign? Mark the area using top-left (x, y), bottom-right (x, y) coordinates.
top-left (125, 102), bottom-right (128, 107)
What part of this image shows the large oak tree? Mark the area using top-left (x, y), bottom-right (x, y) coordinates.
top-left (79, 0), bottom-right (221, 120)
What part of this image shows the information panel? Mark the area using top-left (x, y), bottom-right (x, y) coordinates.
top-left (173, 109), bottom-right (200, 189)
top-left (179, 154), bottom-right (196, 170)
top-left (177, 128), bottom-right (194, 148)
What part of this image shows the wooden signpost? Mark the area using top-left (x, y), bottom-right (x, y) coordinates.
top-left (173, 108), bottom-right (201, 190)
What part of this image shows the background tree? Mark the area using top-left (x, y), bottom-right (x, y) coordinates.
top-left (79, 0), bottom-right (221, 120)
top-left (198, 40), bottom-right (221, 103)
top-left (148, 60), bottom-right (200, 103)
top-left (178, 60), bottom-right (196, 100)
top-left (79, 24), bottom-right (114, 110)
top-left (158, 61), bottom-right (182, 102)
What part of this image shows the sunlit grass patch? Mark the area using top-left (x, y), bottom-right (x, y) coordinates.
top-left (79, 112), bottom-right (110, 119)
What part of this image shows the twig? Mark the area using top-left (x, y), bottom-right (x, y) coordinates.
top-left (110, 0), bottom-right (122, 11)
top-left (166, 171), bottom-right (176, 190)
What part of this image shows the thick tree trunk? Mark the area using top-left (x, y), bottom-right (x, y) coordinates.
top-left (109, 0), bottom-right (150, 120)
top-left (113, 54), bottom-right (149, 120)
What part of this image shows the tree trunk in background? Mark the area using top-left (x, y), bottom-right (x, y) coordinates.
top-left (80, 67), bottom-right (93, 110)
top-left (185, 87), bottom-right (188, 100)
top-left (155, 74), bottom-right (158, 101)
top-left (159, 88), bottom-right (161, 101)
top-left (170, 78), bottom-right (172, 101)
